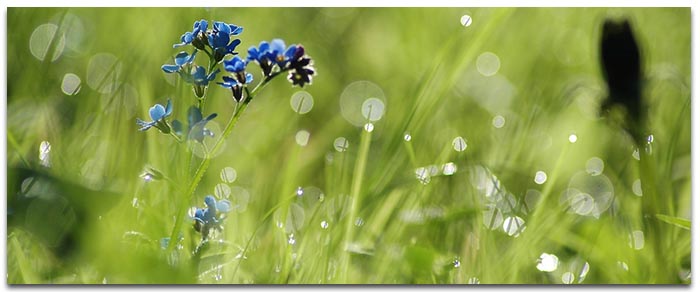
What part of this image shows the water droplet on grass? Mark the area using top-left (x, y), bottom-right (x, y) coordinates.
top-left (562, 272), bottom-right (575, 284)
top-left (579, 262), bottom-right (590, 283)
top-left (361, 98), bottom-right (385, 122)
top-left (295, 130), bottom-right (310, 146)
top-left (415, 167), bottom-right (431, 185)
top-left (630, 230), bottom-right (644, 250)
top-left (354, 217), bottom-right (364, 227)
top-left (340, 81), bottom-right (386, 126)
top-left (290, 91), bottom-right (314, 114)
top-left (567, 172), bottom-right (614, 217)
top-left (296, 186), bottom-right (304, 196)
top-left (632, 179), bottom-right (642, 196)
top-left (476, 52), bottom-right (500, 77)
top-left (452, 136), bottom-right (467, 152)
top-left (534, 171), bottom-right (547, 184)
top-left (61, 73), bottom-right (81, 95)
top-left (632, 149), bottom-right (640, 160)
top-left (333, 137), bottom-right (349, 152)
top-left (492, 115), bottom-right (505, 128)
top-left (442, 162), bottom-right (457, 175)
top-left (363, 123), bottom-right (374, 132)
top-left (288, 233), bottom-right (296, 245)
top-left (320, 221), bottom-right (329, 229)
top-left (39, 141), bottom-right (51, 167)
top-left (220, 167), bottom-right (237, 183)
top-left (503, 216), bottom-right (525, 237)
top-left (536, 253), bottom-right (559, 272)
top-left (403, 132), bottom-right (412, 141)
top-left (568, 134), bottom-right (578, 143)
top-left (453, 259), bottom-right (461, 268)
top-left (29, 23), bottom-right (65, 62)
top-left (87, 53), bottom-right (123, 94)
top-left (460, 14), bottom-right (473, 27)
top-left (586, 157), bottom-right (604, 176)
top-left (618, 261), bottom-right (629, 271)
top-left (482, 205), bottom-right (503, 230)
top-left (569, 192), bottom-right (595, 215)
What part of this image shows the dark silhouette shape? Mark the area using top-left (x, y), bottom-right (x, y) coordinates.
top-left (599, 18), bottom-right (644, 143)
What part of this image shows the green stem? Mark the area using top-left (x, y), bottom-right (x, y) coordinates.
top-left (166, 72), bottom-right (283, 252)
top-left (339, 126), bottom-right (373, 283)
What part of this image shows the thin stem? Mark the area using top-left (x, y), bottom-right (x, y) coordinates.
top-left (169, 131), bottom-right (183, 143)
top-left (166, 72), bottom-right (284, 252)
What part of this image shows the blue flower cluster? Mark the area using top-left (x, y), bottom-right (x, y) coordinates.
top-left (190, 195), bottom-right (231, 240)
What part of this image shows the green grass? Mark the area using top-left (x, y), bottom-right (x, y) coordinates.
top-left (6, 7), bottom-right (691, 284)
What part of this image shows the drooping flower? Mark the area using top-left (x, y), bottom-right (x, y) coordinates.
top-left (136, 99), bottom-right (173, 132)
top-left (173, 19), bottom-right (208, 49)
top-left (172, 106), bottom-right (217, 142)
top-left (161, 51), bottom-right (197, 73)
top-left (223, 55), bottom-right (253, 84)
top-left (267, 39), bottom-right (296, 68)
top-left (247, 41), bottom-right (274, 77)
top-left (189, 195), bottom-right (231, 239)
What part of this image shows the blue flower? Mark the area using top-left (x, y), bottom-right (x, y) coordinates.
top-left (191, 66), bottom-right (220, 86)
top-left (217, 75), bottom-right (252, 102)
top-left (172, 106), bottom-right (217, 142)
top-left (267, 39), bottom-right (297, 68)
top-left (161, 51), bottom-right (197, 73)
top-left (173, 19), bottom-right (208, 49)
top-left (190, 195), bottom-right (231, 239)
top-left (247, 41), bottom-right (274, 76)
top-left (136, 99), bottom-right (173, 132)
top-left (208, 21), bottom-right (243, 62)
top-left (223, 55), bottom-right (246, 73)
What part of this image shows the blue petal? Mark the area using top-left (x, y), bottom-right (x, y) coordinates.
top-left (205, 195), bottom-right (217, 209)
top-left (227, 39), bottom-right (241, 53)
top-left (203, 113), bottom-right (218, 122)
top-left (259, 42), bottom-right (270, 53)
top-left (229, 25), bottom-right (243, 35)
top-left (149, 104), bottom-right (166, 121)
top-left (187, 106), bottom-right (203, 125)
top-left (172, 119), bottom-right (183, 135)
top-left (245, 73), bottom-right (253, 84)
top-left (164, 99), bottom-right (173, 116)
top-left (161, 64), bottom-right (180, 73)
top-left (216, 21), bottom-right (231, 35)
top-left (284, 45), bottom-right (297, 59)
top-left (216, 200), bottom-right (231, 213)
top-left (174, 51), bottom-right (190, 66)
top-left (271, 39), bottom-right (286, 53)
top-left (247, 46), bottom-right (259, 61)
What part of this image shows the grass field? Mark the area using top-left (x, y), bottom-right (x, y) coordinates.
top-left (6, 7), bottom-right (691, 284)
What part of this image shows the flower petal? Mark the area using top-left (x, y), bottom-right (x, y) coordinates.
top-left (229, 25), bottom-right (243, 35)
top-left (161, 64), bottom-right (181, 73)
top-left (174, 51), bottom-right (190, 66)
top-left (245, 73), bottom-right (253, 84)
top-left (216, 200), bottom-right (232, 213)
top-left (164, 99), bottom-right (173, 116)
top-left (149, 104), bottom-right (166, 121)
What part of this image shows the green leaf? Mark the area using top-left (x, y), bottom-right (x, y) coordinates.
top-left (655, 214), bottom-right (690, 231)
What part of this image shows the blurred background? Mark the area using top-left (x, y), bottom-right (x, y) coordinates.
top-left (6, 7), bottom-right (691, 284)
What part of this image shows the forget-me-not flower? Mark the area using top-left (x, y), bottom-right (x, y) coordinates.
top-left (161, 51), bottom-right (197, 74)
top-left (172, 106), bottom-right (218, 142)
top-left (286, 45), bottom-right (316, 87)
top-left (136, 99), bottom-right (173, 132)
top-left (190, 195), bottom-right (231, 239)
top-left (173, 19), bottom-right (208, 49)
top-left (208, 21), bottom-right (244, 63)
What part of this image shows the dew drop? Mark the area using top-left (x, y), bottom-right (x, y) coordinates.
top-left (452, 136), bottom-right (467, 152)
top-left (442, 162), bottom-right (457, 176)
top-left (618, 261), bottom-right (629, 271)
top-left (534, 171), bottom-right (547, 184)
top-left (296, 186), bottom-right (304, 196)
top-left (562, 272), bottom-right (575, 284)
top-left (295, 130), bottom-right (310, 146)
top-left (403, 132), bottom-right (412, 142)
top-left (363, 123), bottom-right (374, 132)
top-left (476, 52), bottom-right (500, 77)
top-left (453, 259), bottom-right (461, 268)
top-left (415, 167), bottom-right (431, 185)
top-left (568, 134), bottom-right (578, 143)
top-left (288, 233), bottom-right (296, 245)
top-left (220, 167), bottom-right (237, 183)
top-left (61, 73), bottom-right (81, 95)
top-left (630, 230), bottom-right (644, 250)
top-left (29, 23), bottom-right (66, 62)
top-left (569, 192), bottom-right (595, 216)
top-left (290, 91), bottom-right (314, 114)
top-left (131, 197), bottom-right (140, 208)
top-left (354, 217), bottom-right (364, 227)
top-left (320, 221), bottom-right (329, 229)
top-left (492, 115), bottom-right (505, 128)
top-left (632, 149), bottom-right (640, 160)
top-left (460, 14), bottom-right (473, 27)
top-left (585, 157), bottom-right (604, 176)
top-left (536, 253), bottom-right (559, 272)
top-left (39, 141), bottom-right (51, 167)
top-left (482, 205), bottom-right (503, 230)
top-left (361, 97), bottom-right (385, 122)
top-left (632, 179), bottom-right (643, 196)
top-left (333, 137), bottom-right (349, 152)
top-left (579, 262), bottom-right (590, 283)
top-left (214, 183), bottom-right (231, 199)
top-left (503, 216), bottom-right (526, 237)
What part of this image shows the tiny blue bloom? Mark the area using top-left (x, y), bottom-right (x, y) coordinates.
top-left (161, 51), bottom-right (197, 73)
top-left (173, 19), bottom-right (208, 48)
top-left (208, 21), bottom-right (243, 62)
top-left (223, 56), bottom-right (246, 73)
top-left (190, 66), bottom-right (220, 86)
top-left (172, 106), bottom-right (218, 142)
top-left (136, 99), bottom-right (172, 131)
top-left (190, 195), bottom-right (231, 239)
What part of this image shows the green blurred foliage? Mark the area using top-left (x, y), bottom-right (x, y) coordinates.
top-left (6, 7), bottom-right (690, 284)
